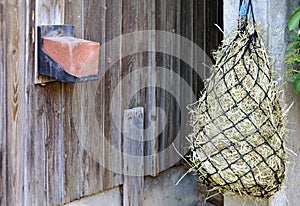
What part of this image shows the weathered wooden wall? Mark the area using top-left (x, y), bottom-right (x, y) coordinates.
top-left (0, 0), bottom-right (223, 205)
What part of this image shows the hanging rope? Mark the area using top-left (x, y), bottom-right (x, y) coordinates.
top-left (239, 0), bottom-right (248, 16)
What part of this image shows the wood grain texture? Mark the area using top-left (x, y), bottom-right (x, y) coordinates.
top-left (123, 107), bottom-right (144, 206)
top-left (155, 0), bottom-right (182, 174)
top-left (206, 0), bottom-right (223, 58)
top-left (24, 3), bottom-right (48, 204)
top-left (142, 0), bottom-right (158, 177)
top-left (1, 0), bottom-right (224, 205)
top-left (63, 0), bottom-right (83, 203)
top-left (103, 0), bottom-right (123, 190)
top-left (193, 0), bottom-right (206, 96)
top-left (0, 1), bottom-right (7, 205)
top-left (26, 1), bottom-right (65, 205)
top-left (65, 0), bottom-right (84, 38)
top-left (121, 0), bottom-right (143, 109)
top-left (39, 85), bottom-right (64, 206)
top-left (26, 84), bottom-right (64, 206)
top-left (81, 0), bottom-right (106, 197)
top-left (23, 2), bottom-right (37, 205)
top-left (5, 0), bottom-right (26, 205)
top-left (178, 0), bottom-right (195, 169)
top-left (39, 1), bottom-right (65, 204)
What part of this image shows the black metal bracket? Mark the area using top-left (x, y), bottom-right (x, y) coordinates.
top-left (37, 25), bottom-right (100, 83)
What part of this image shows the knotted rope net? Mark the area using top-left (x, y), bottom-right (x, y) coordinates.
top-left (187, 0), bottom-right (287, 198)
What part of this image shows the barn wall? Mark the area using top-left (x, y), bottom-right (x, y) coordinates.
top-left (1, 0), bottom-right (223, 205)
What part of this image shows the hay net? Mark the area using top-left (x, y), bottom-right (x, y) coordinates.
top-left (187, 0), bottom-right (286, 198)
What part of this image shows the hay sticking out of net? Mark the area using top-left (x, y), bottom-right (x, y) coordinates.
top-left (187, 22), bottom-right (286, 198)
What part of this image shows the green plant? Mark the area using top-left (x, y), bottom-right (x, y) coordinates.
top-left (286, 6), bottom-right (300, 94)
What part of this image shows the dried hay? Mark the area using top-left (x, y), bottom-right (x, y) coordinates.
top-left (187, 22), bottom-right (287, 198)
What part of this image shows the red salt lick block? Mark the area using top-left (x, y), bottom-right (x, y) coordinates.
top-left (42, 36), bottom-right (100, 77)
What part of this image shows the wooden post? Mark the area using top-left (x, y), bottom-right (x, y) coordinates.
top-left (123, 107), bottom-right (144, 206)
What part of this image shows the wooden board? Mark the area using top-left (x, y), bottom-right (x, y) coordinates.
top-left (63, 0), bottom-right (84, 203)
top-left (26, 1), bottom-right (65, 205)
top-left (80, 0), bottom-right (106, 197)
top-left (156, 0), bottom-right (185, 173)
top-left (143, 0), bottom-right (158, 177)
top-left (123, 107), bottom-right (144, 206)
top-left (0, 1), bottom-right (7, 205)
top-left (121, 0), bottom-right (148, 177)
top-left (103, 0), bottom-right (123, 190)
top-left (5, 0), bottom-right (26, 205)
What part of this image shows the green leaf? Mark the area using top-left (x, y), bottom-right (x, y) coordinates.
top-left (294, 79), bottom-right (300, 94)
top-left (287, 41), bottom-right (299, 51)
top-left (290, 33), bottom-right (300, 40)
top-left (291, 71), bottom-right (300, 82)
top-left (288, 7), bottom-right (300, 30)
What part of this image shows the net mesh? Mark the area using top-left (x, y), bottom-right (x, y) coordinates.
top-left (187, 0), bottom-right (286, 198)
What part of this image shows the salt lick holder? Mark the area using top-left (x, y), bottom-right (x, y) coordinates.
top-left (37, 25), bottom-right (100, 83)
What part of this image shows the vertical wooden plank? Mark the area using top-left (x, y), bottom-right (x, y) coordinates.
top-left (71, 81), bottom-right (104, 197)
top-left (164, 0), bottom-right (179, 171)
top-left (6, 0), bottom-right (26, 205)
top-left (27, 90), bottom-right (49, 206)
top-left (25, 1), bottom-right (65, 205)
top-left (63, 0), bottom-right (83, 203)
top-left (206, 0), bottom-right (223, 57)
top-left (65, 0), bottom-right (84, 38)
top-left (123, 107), bottom-right (144, 206)
top-left (121, 3), bottom-right (144, 195)
top-left (45, 90), bottom-right (65, 206)
top-left (40, 0), bottom-right (65, 203)
top-left (103, 0), bottom-right (123, 189)
top-left (174, 0), bottom-right (183, 166)
top-left (139, 0), bottom-right (159, 175)
top-left (142, 0), bottom-right (158, 177)
top-left (122, 0), bottom-right (158, 177)
top-left (180, 0), bottom-right (193, 106)
top-left (61, 99), bottom-right (81, 204)
top-left (81, 0), bottom-right (106, 196)
top-left (153, 1), bottom-right (183, 172)
top-left (26, 91), bottom-right (47, 205)
top-left (121, 0), bottom-right (144, 110)
top-left (217, 0), bottom-right (224, 47)
top-left (23, 0), bottom-right (37, 205)
top-left (154, 0), bottom-right (167, 176)
top-left (177, 0), bottom-right (195, 168)
top-left (0, 1), bottom-right (7, 205)
top-left (29, 90), bottom-right (64, 206)
top-left (36, 0), bottom-right (65, 23)
top-left (193, 0), bottom-right (205, 96)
